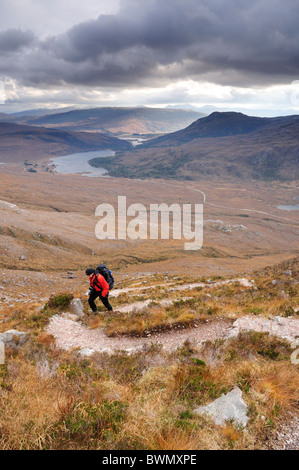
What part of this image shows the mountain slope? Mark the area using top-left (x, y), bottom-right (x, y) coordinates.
top-left (23, 107), bottom-right (205, 135)
top-left (89, 113), bottom-right (299, 181)
top-left (0, 112), bottom-right (18, 123)
top-left (0, 122), bottom-right (132, 163)
top-left (142, 112), bottom-right (299, 147)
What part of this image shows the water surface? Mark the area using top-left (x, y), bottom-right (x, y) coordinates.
top-left (50, 150), bottom-right (115, 177)
top-left (277, 204), bottom-right (299, 211)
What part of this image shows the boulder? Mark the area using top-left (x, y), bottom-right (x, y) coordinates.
top-left (0, 330), bottom-right (29, 349)
top-left (195, 387), bottom-right (249, 427)
top-left (0, 200), bottom-right (22, 214)
top-left (69, 298), bottom-right (84, 318)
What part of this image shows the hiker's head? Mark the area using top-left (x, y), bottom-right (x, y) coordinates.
top-left (85, 268), bottom-right (95, 277)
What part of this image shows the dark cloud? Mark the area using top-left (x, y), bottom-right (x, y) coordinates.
top-left (1, 0), bottom-right (299, 89)
top-left (0, 29), bottom-right (36, 53)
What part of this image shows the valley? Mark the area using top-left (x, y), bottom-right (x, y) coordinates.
top-left (0, 163), bottom-right (298, 275)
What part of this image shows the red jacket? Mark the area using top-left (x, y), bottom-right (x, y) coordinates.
top-left (89, 273), bottom-right (109, 297)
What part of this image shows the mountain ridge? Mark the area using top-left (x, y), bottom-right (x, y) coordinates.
top-left (142, 112), bottom-right (299, 147)
top-left (21, 106), bottom-right (206, 135)
top-left (0, 121), bottom-right (132, 163)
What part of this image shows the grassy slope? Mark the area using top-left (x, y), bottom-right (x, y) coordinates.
top-left (0, 258), bottom-right (298, 450)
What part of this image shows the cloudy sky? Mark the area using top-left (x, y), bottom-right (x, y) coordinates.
top-left (0, 0), bottom-right (299, 115)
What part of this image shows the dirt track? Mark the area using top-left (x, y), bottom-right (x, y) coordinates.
top-left (47, 315), bottom-right (232, 354)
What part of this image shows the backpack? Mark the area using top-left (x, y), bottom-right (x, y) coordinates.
top-left (95, 264), bottom-right (114, 290)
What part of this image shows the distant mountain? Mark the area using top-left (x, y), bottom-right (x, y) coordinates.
top-left (166, 105), bottom-right (299, 117)
top-left (23, 107), bottom-right (206, 135)
top-left (0, 122), bottom-right (132, 163)
top-left (0, 112), bottom-right (18, 123)
top-left (11, 106), bottom-right (77, 118)
top-left (165, 104), bottom-right (207, 113)
top-left (143, 112), bottom-right (282, 147)
top-left (89, 112), bottom-right (299, 181)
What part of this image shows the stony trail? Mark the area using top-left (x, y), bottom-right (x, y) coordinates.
top-left (228, 315), bottom-right (299, 343)
top-left (46, 276), bottom-right (299, 355)
top-left (47, 313), bottom-right (299, 355)
top-left (109, 277), bottom-right (254, 298)
top-left (47, 315), bottom-right (233, 354)
top-left (47, 311), bottom-right (299, 357)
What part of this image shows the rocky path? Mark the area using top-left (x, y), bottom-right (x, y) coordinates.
top-left (46, 276), bottom-right (299, 355)
top-left (47, 312), bottom-right (299, 356)
top-left (228, 315), bottom-right (299, 343)
top-left (266, 415), bottom-right (299, 450)
top-left (110, 277), bottom-right (254, 298)
top-left (47, 315), bottom-right (232, 355)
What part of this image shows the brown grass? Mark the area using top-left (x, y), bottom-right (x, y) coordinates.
top-left (1, 332), bottom-right (298, 450)
top-left (257, 366), bottom-right (299, 412)
top-left (0, 259), bottom-right (298, 449)
top-left (145, 428), bottom-right (201, 451)
top-left (36, 332), bottom-right (55, 346)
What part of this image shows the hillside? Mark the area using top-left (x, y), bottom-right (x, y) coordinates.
top-left (89, 113), bottom-right (299, 181)
top-left (0, 113), bottom-right (18, 123)
top-left (142, 112), bottom-right (299, 147)
top-left (23, 107), bottom-right (205, 136)
top-left (0, 122), bottom-right (132, 163)
top-left (0, 252), bottom-right (298, 450)
top-left (0, 158), bottom-right (298, 450)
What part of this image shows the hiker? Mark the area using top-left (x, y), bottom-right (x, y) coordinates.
top-left (86, 268), bottom-right (113, 313)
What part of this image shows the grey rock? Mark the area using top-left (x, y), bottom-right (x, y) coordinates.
top-left (20, 256), bottom-right (26, 261)
top-left (0, 200), bottom-right (22, 213)
top-left (69, 298), bottom-right (84, 318)
top-left (195, 387), bottom-right (249, 427)
top-left (78, 348), bottom-right (95, 357)
top-left (0, 330), bottom-right (29, 349)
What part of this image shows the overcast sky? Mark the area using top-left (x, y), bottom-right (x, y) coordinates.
top-left (0, 0), bottom-right (299, 115)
